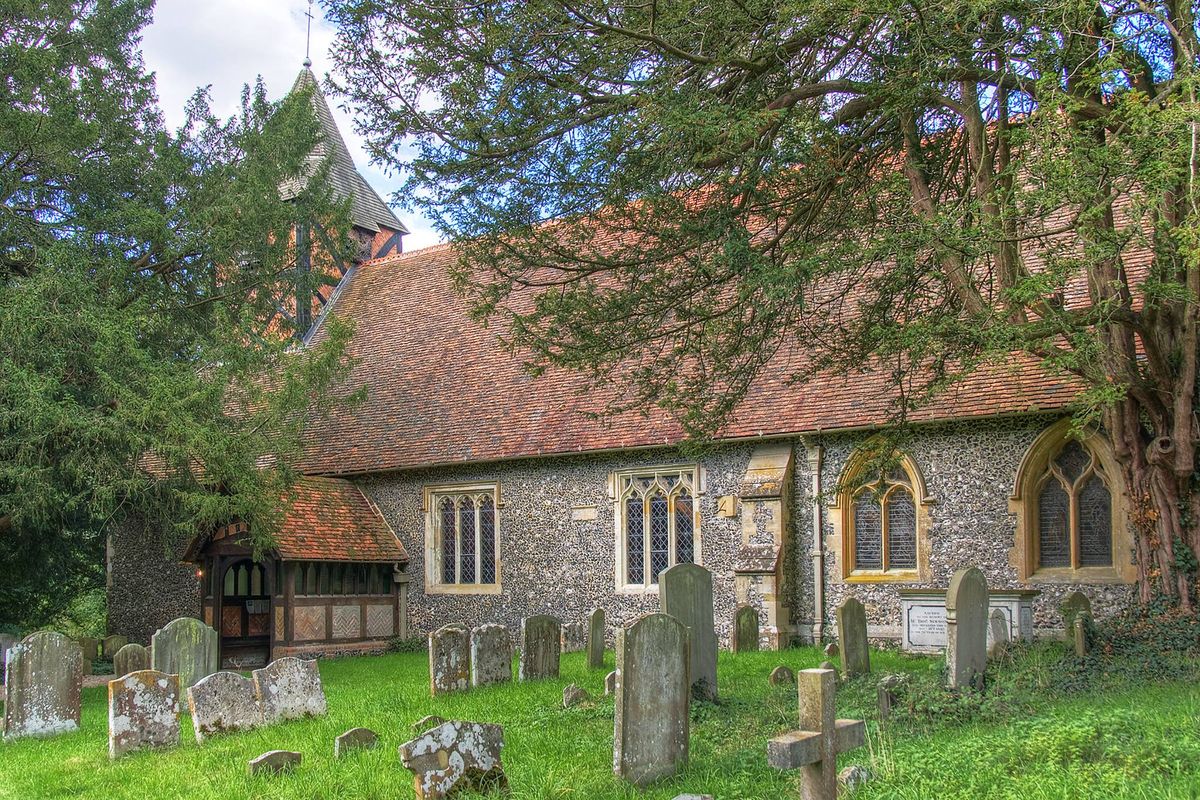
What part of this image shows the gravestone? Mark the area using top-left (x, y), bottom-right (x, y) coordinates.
top-left (660, 563), bottom-right (718, 701)
top-left (398, 720), bottom-right (508, 800)
top-left (151, 617), bottom-right (218, 689)
top-left (252, 657), bottom-right (326, 723)
top-left (563, 683), bottom-right (591, 708)
top-left (945, 567), bottom-right (988, 690)
top-left (0, 633), bottom-right (17, 673)
top-left (835, 597), bottom-right (870, 678)
top-left (733, 604), bottom-right (760, 653)
top-left (413, 714), bottom-right (446, 733)
top-left (766, 668), bottom-right (866, 800)
top-left (335, 727), bottom-right (379, 758)
top-left (613, 613), bottom-right (690, 787)
top-left (604, 670), bottom-right (618, 695)
top-left (1061, 591), bottom-right (1093, 657)
top-left (470, 624), bottom-right (512, 687)
top-left (518, 615), bottom-right (561, 681)
top-left (107, 670), bottom-right (181, 758)
top-left (823, 642), bottom-right (839, 660)
top-left (248, 750), bottom-right (301, 776)
top-left (2, 631), bottom-right (83, 740)
top-left (769, 665), bottom-right (795, 686)
top-left (587, 608), bottom-right (606, 669)
top-left (113, 643), bottom-right (149, 677)
top-left (102, 635), bottom-right (128, 659)
top-left (987, 609), bottom-right (1009, 656)
top-left (187, 671), bottom-right (263, 744)
top-left (76, 637), bottom-right (100, 662)
top-left (429, 623), bottom-right (471, 695)
top-left (877, 674), bottom-right (905, 721)
top-left (561, 622), bottom-right (587, 653)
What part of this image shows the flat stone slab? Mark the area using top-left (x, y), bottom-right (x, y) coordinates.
top-left (187, 671), bottom-right (263, 744)
top-left (248, 750), bottom-right (302, 776)
top-left (614, 613), bottom-right (690, 787)
top-left (660, 563), bottom-right (718, 701)
top-left (108, 670), bottom-right (180, 759)
top-left (3, 631), bottom-right (82, 740)
top-left (519, 615), bottom-right (561, 681)
top-left (113, 643), bottom-right (149, 678)
top-left (836, 597), bottom-right (870, 677)
top-left (151, 617), bottom-right (218, 689)
top-left (733, 604), bottom-right (760, 653)
top-left (470, 624), bottom-right (512, 687)
top-left (334, 727), bottom-right (379, 758)
top-left (430, 624), bottom-right (471, 695)
top-left (398, 720), bottom-right (508, 800)
top-left (586, 608), bottom-right (606, 669)
top-left (252, 657), bottom-right (326, 724)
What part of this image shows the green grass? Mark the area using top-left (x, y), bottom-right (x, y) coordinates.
top-left (2, 646), bottom-right (1198, 799)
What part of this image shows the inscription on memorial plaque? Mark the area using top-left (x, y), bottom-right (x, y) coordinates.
top-left (905, 603), bottom-right (947, 651)
top-left (900, 589), bottom-right (1039, 653)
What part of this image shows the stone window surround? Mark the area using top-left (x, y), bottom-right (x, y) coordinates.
top-left (422, 481), bottom-right (503, 595)
top-left (827, 450), bottom-right (934, 584)
top-left (1008, 419), bottom-right (1136, 585)
top-left (609, 463), bottom-right (705, 594)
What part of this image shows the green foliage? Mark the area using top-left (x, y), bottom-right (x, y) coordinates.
top-left (387, 635), bottom-right (428, 653)
top-left (47, 588), bottom-right (108, 640)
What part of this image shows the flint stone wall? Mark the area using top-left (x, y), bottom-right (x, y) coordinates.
top-left (106, 514), bottom-right (200, 645)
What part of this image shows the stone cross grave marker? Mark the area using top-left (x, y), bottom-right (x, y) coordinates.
top-left (766, 668), bottom-right (866, 800)
top-left (107, 670), bottom-right (181, 759)
top-left (470, 624), bottom-right (512, 687)
top-left (187, 670), bottom-right (264, 744)
top-left (660, 562), bottom-right (718, 701)
top-left (252, 657), bottom-right (327, 723)
top-left (835, 597), bottom-right (870, 678)
top-left (113, 643), bottom-right (149, 677)
top-left (1061, 591), bottom-right (1093, 657)
top-left (398, 719), bottom-right (508, 800)
top-left (102, 635), bottom-right (128, 659)
top-left (561, 622), bottom-right (587, 653)
top-left (946, 567), bottom-right (988, 689)
top-left (429, 623), bottom-right (471, 695)
top-left (519, 615), bottom-right (561, 681)
top-left (987, 609), bottom-right (1009, 656)
top-left (587, 607), bottom-right (606, 669)
top-left (151, 617), bottom-right (218, 689)
top-left (733, 604), bottom-right (760, 653)
top-left (613, 613), bottom-right (691, 787)
top-left (2, 631), bottom-right (83, 740)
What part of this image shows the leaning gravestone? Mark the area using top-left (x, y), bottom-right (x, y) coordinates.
top-left (248, 750), bottom-right (301, 776)
top-left (945, 567), bottom-right (988, 690)
top-left (836, 597), bottom-right (870, 677)
top-left (108, 670), bottom-right (181, 758)
top-left (733, 604), bottom-right (760, 653)
top-left (1061, 591), bottom-right (1093, 657)
top-left (429, 624), bottom-right (471, 695)
top-left (102, 635), bottom-right (128, 659)
top-left (151, 617), bottom-right (218, 689)
top-left (561, 622), bottom-right (587, 653)
top-left (252, 657), bottom-right (326, 724)
top-left (470, 624), bottom-right (512, 687)
top-left (660, 563), bottom-right (718, 701)
top-left (335, 727), bottom-right (379, 758)
top-left (113, 643), bottom-right (149, 677)
top-left (398, 720), bottom-right (508, 800)
top-left (769, 665), bottom-right (795, 686)
top-left (2, 631), bottom-right (83, 740)
top-left (613, 613), bottom-right (691, 787)
top-left (187, 671), bottom-right (264, 744)
top-left (519, 615), bottom-right (561, 681)
top-left (987, 609), bottom-right (1009, 656)
top-left (587, 608), bottom-right (606, 669)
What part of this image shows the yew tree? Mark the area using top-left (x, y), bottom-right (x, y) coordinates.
top-left (330, 0), bottom-right (1200, 608)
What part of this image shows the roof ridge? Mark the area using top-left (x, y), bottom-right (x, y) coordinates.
top-left (361, 240), bottom-right (456, 267)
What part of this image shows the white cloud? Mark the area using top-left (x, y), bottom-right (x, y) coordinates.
top-left (141, 0), bottom-right (442, 250)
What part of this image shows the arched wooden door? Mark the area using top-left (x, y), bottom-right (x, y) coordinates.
top-left (219, 559), bottom-right (271, 669)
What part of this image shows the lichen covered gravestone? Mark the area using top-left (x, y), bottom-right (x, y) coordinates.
top-left (587, 607), bottom-right (606, 669)
top-left (835, 597), bottom-right (870, 678)
top-left (187, 671), bottom-right (264, 743)
top-left (519, 615), bottom-right (561, 681)
top-left (107, 670), bottom-right (180, 758)
top-left (1061, 591), bottom-right (1093, 657)
top-left (113, 643), bottom-right (149, 677)
top-left (2, 631), bottom-right (83, 740)
top-left (987, 609), bottom-right (1009, 656)
top-left (561, 622), bottom-right (587, 653)
top-left (769, 665), bottom-right (795, 686)
top-left (102, 635), bottom-right (128, 659)
top-left (613, 613), bottom-right (691, 787)
top-left (945, 567), bottom-right (988, 690)
top-left (252, 657), bottom-right (326, 723)
top-left (470, 624), bottom-right (512, 687)
top-left (248, 750), bottom-right (301, 776)
top-left (398, 720), bottom-right (508, 800)
top-left (733, 604), bottom-right (760, 653)
top-left (151, 617), bottom-right (219, 689)
top-left (660, 562), bottom-right (718, 701)
top-left (430, 624), bottom-right (471, 695)
top-left (766, 668), bottom-right (866, 800)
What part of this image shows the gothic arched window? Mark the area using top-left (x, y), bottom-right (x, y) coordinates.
top-left (616, 467), bottom-right (700, 587)
top-left (838, 453), bottom-right (926, 582)
top-left (428, 485), bottom-right (501, 590)
top-left (1033, 440), bottom-right (1114, 570)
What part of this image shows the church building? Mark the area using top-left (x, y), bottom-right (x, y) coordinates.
top-left (108, 64), bottom-right (1138, 666)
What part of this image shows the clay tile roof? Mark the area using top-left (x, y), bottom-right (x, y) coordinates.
top-left (274, 476), bottom-right (407, 562)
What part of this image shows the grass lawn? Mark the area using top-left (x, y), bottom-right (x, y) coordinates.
top-left (1, 645), bottom-right (1198, 799)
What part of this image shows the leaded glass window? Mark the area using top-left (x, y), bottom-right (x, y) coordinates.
top-left (1034, 440), bottom-right (1114, 570)
top-left (431, 487), bottom-right (500, 586)
top-left (847, 456), bottom-right (920, 576)
top-left (618, 467), bottom-right (699, 586)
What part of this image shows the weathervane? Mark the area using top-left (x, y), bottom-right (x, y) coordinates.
top-left (303, 0), bottom-right (314, 68)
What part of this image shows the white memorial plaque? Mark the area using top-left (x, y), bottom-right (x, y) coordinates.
top-left (900, 589), bottom-right (1039, 653)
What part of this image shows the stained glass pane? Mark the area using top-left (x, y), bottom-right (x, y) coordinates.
top-left (460, 497), bottom-right (477, 584)
top-left (1038, 479), bottom-right (1071, 567)
top-left (440, 497), bottom-right (456, 584)
top-left (1055, 440), bottom-right (1090, 484)
top-left (649, 494), bottom-right (670, 583)
top-left (854, 491), bottom-right (882, 570)
top-left (886, 488), bottom-right (917, 569)
top-left (675, 493), bottom-right (695, 564)
top-left (626, 497), bottom-right (644, 584)
top-left (480, 497), bottom-right (496, 584)
top-left (1078, 475), bottom-right (1113, 566)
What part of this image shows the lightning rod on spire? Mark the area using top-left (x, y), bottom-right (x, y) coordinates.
top-left (303, 0), bottom-right (314, 68)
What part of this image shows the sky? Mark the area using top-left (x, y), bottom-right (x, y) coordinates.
top-left (141, 0), bottom-right (442, 250)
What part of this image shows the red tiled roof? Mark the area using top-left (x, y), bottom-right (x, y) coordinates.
top-left (274, 476), bottom-right (407, 562)
top-left (299, 240), bottom-right (1091, 476)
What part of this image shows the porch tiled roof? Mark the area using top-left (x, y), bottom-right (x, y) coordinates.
top-left (275, 476), bottom-right (407, 562)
